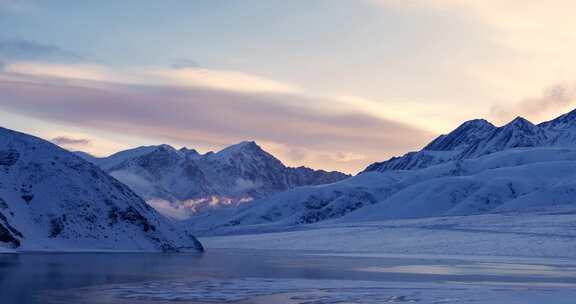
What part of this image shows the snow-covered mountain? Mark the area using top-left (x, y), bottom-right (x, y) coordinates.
top-left (186, 110), bottom-right (576, 235)
top-left (364, 111), bottom-right (576, 173)
top-left (193, 146), bottom-right (576, 235)
top-left (0, 127), bottom-right (203, 252)
top-left (77, 141), bottom-right (349, 217)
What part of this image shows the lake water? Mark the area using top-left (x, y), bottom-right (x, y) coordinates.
top-left (1, 249), bottom-right (576, 304)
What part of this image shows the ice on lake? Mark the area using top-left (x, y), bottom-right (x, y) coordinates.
top-left (1, 249), bottom-right (575, 304)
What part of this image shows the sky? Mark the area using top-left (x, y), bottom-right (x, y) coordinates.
top-left (2, 0), bottom-right (576, 173)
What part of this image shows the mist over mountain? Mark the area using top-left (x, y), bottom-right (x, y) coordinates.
top-left (76, 141), bottom-right (350, 219)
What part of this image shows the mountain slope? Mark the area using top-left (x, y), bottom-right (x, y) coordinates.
top-left (191, 146), bottom-right (576, 235)
top-left (0, 127), bottom-right (203, 252)
top-left (79, 141), bottom-right (350, 217)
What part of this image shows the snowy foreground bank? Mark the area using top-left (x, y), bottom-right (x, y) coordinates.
top-left (202, 208), bottom-right (576, 258)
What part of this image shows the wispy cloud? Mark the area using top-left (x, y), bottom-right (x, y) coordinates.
top-left (368, 0), bottom-right (576, 126)
top-left (0, 63), bottom-right (433, 173)
top-left (490, 84), bottom-right (576, 124)
top-left (5, 62), bottom-right (298, 93)
top-left (146, 199), bottom-right (191, 220)
top-left (51, 135), bottom-right (92, 148)
top-left (0, 39), bottom-right (82, 62)
top-left (171, 58), bottom-right (200, 70)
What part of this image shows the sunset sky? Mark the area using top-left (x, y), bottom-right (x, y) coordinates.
top-left (2, 0), bottom-right (576, 173)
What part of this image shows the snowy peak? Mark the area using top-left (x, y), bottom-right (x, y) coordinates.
top-left (457, 118), bottom-right (496, 131)
top-left (365, 108), bottom-right (576, 173)
top-left (135, 144), bottom-right (183, 160)
top-left (224, 140), bottom-right (260, 151)
top-left (156, 144), bottom-right (179, 153)
top-left (459, 117), bottom-right (545, 157)
top-left (214, 141), bottom-right (269, 159)
top-left (454, 118), bottom-right (495, 131)
top-left (425, 119), bottom-right (496, 151)
top-left (503, 116), bottom-right (536, 131)
top-left (179, 147), bottom-right (201, 158)
top-left (79, 145), bottom-right (166, 171)
top-left (123, 145), bottom-right (184, 171)
top-left (211, 141), bottom-right (284, 170)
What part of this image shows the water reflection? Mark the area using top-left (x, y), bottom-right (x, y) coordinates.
top-left (1, 250), bottom-right (576, 304)
top-left (358, 263), bottom-right (576, 277)
top-left (0, 253), bottom-right (204, 304)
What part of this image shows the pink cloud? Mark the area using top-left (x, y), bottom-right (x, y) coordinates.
top-left (0, 74), bottom-right (434, 172)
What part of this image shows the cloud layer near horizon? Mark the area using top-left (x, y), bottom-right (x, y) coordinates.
top-left (0, 64), bottom-right (434, 173)
top-left (490, 84), bottom-right (576, 124)
top-left (51, 135), bottom-right (91, 147)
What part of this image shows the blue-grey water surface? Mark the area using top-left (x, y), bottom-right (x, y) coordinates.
top-left (1, 249), bottom-right (576, 304)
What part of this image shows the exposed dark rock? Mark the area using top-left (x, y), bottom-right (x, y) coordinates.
top-left (0, 222), bottom-right (20, 248)
top-left (0, 149), bottom-right (19, 167)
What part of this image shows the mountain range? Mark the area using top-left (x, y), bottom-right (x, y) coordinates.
top-left (188, 109), bottom-right (576, 235)
top-left (76, 141), bottom-right (350, 218)
top-left (364, 110), bottom-right (576, 172)
top-left (5, 107), bottom-right (576, 247)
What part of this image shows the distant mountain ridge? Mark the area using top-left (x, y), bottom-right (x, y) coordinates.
top-left (0, 126), bottom-right (203, 252)
top-left (363, 110), bottom-right (576, 173)
top-left (77, 141), bottom-right (350, 217)
top-left (184, 108), bottom-right (576, 234)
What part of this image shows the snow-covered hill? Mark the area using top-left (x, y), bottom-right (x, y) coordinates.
top-left (186, 109), bottom-right (576, 234)
top-left (77, 141), bottom-right (349, 218)
top-left (0, 127), bottom-right (203, 252)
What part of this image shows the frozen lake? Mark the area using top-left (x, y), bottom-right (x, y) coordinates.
top-left (1, 249), bottom-right (576, 303)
